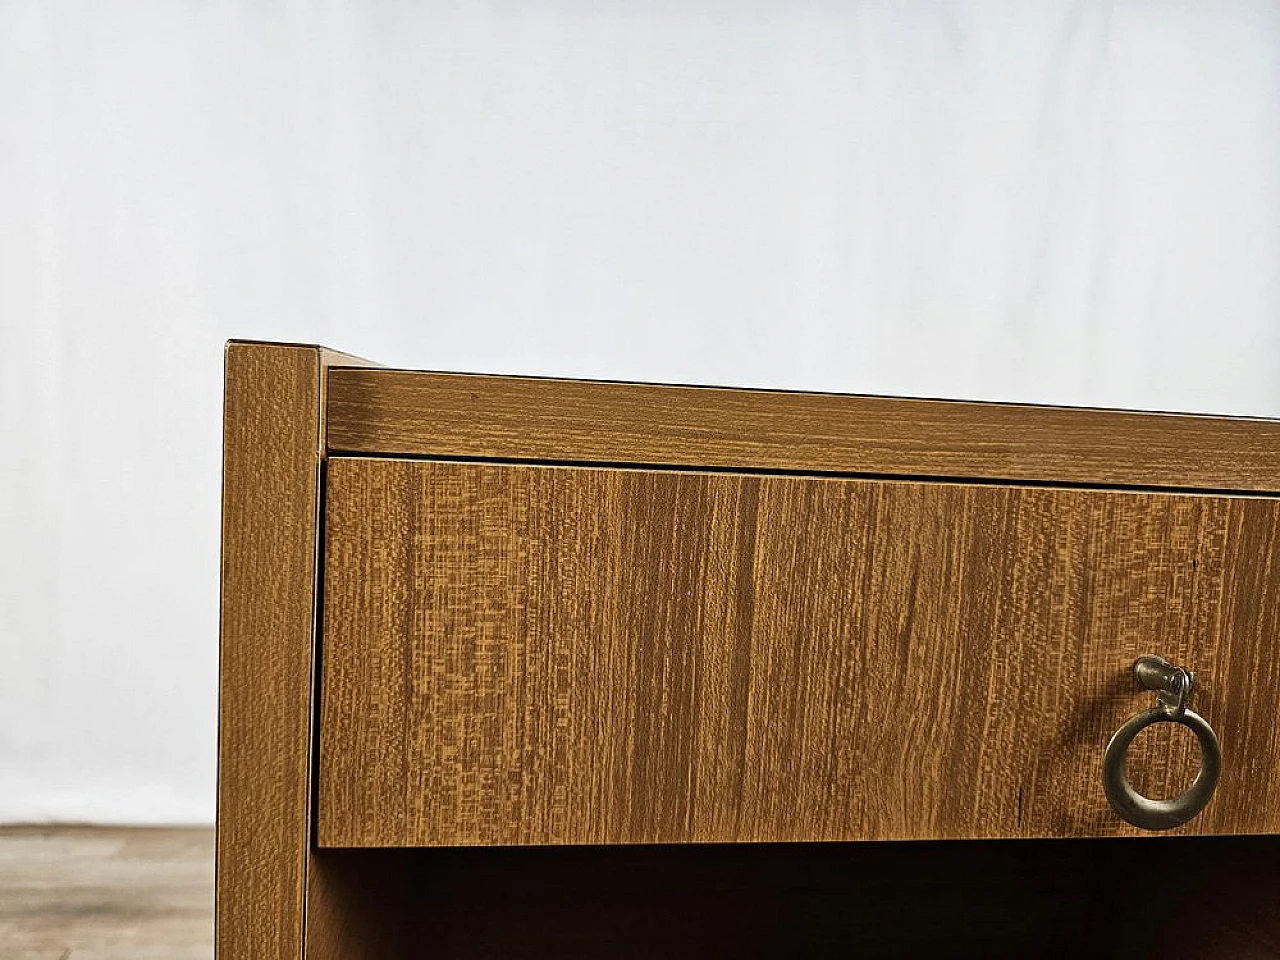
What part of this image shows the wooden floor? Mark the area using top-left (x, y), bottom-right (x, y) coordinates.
top-left (0, 826), bottom-right (213, 960)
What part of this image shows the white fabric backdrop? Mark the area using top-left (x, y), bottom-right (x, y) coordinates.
top-left (1, 1), bottom-right (1278, 823)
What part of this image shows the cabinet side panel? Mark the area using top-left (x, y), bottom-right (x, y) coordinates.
top-left (217, 343), bottom-right (322, 959)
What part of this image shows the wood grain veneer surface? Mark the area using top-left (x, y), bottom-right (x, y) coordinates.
top-left (318, 457), bottom-right (1280, 847)
top-left (217, 343), bottom-right (323, 959)
top-left (325, 367), bottom-right (1280, 492)
top-left (218, 343), bottom-right (386, 960)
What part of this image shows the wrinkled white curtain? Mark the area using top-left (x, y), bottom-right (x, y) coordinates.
top-left (1, 1), bottom-right (1278, 823)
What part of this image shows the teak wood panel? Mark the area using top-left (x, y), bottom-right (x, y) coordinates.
top-left (218, 342), bottom-right (390, 960)
top-left (218, 343), bottom-right (323, 960)
top-left (325, 367), bottom-right (1280, 493)
top-left (318, 457), bottom-right (1280, 847)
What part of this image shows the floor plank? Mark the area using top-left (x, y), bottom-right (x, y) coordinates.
top-left (0, 826), bottom-right (213, 960)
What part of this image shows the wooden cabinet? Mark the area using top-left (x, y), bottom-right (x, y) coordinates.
top-left (218, 342), bottom-right (1280, 958)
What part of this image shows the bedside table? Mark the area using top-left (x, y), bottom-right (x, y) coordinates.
top-left (218, 341), bottom-right (1280, 958)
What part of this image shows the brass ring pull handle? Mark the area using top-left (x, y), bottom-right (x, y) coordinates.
top-left (1102, 656), bottom-right (1221, 831)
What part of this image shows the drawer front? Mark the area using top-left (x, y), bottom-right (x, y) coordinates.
top-left (318, 457), bottom-right (1280, 847)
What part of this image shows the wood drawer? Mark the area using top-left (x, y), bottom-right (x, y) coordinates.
top-left (317, 456), bottom-right (1280, 847)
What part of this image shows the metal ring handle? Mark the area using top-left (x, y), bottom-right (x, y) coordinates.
top-left (1102, 705), bottom-right (1221, 831)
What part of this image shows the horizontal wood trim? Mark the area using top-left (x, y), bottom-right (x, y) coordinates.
top-left (324, 367), bottom-right (1280, 493)
top-left (318, 457), bottom-right (1280, 847)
